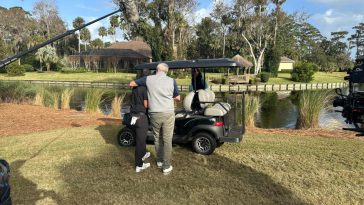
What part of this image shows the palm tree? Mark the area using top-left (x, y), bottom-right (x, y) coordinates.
top-left (80, 28), bottom-right (91, 51)
top-left (109, 15), bottom-right (119, 43)
top-left (72, 17), bottom-right (85, 53)
top-left (107, 27), bottom-right (116, 43)
top-left (98, 26), bottom-right (107, 47)
top-left (35, 45), bottom-right (58, 71)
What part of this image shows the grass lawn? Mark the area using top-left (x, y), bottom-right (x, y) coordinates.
top-left (0, 126), bottom-right (362, 204)
top-left (269, 72), bottom-right (347, 84)
top-left (0, 71), bottom-right (347, 86)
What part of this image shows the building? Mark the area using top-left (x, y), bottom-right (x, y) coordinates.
top-left (68, 41), bottom-right (152, 71)
top-left (278, 56), bottom-right (295, 71)
top-left (229, 54), bottom-right (254, 84)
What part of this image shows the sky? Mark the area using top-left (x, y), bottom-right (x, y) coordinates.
top-left (2, 0), bottom-right (364, 42)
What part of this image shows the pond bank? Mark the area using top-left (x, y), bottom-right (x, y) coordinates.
top-left (0, 103), bottom-right (358, 138)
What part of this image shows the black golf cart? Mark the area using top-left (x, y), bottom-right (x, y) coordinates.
top-left (117, 59), bottom-right (245, 155)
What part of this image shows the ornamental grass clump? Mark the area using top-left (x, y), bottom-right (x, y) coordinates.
top-left (61, 88), bottom-right (74, 109)
top-left (111, 94), bottom-right (126, 118)
top-left (34, 88), bottom-right (45, 106)
top-left (43, 87), bottom-right (62, 109)
top-left (245, 93), bottom-right (261, 128)
top-left (296, 90), bottom-right (333, 129)
top-left (48, 91), bottom-right (60, 109)
top-left (85, 88), bottom-right (105, 112)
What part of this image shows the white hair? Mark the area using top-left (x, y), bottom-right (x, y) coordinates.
top-left (157, 63), bottom-right (169, 73)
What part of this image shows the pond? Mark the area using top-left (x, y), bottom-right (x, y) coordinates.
top-left (66, 87), bottom-right (350, 130)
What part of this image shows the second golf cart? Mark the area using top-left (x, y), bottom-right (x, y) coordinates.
top-left (117, 58), bottom-right (245, 155)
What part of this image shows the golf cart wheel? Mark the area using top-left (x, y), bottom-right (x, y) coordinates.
top-left (192, 132), bottom-right (216, 155)
top-left (216, 141), bottom-right (224, 147)
top-left (117, 127), bottom-right (135, 147)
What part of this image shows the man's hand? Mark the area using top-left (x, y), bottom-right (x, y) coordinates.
top-left (174, 95), bottom-right (181, 101)
top-left (129, 81), bottom-right (138, 87)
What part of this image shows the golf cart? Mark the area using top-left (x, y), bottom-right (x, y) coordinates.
top-left (117, 59), bottom-right (245, 155)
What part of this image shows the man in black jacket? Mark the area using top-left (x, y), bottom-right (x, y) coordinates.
top-left (131, 69), bottom-right (151, 173)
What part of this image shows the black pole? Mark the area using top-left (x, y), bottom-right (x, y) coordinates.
top-left (0, 9), bottom-right (121, 69)
top-left (203, 68), bottom-right (206, 89)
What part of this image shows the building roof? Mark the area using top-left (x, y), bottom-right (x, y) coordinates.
top-left (232, 55), bottom-right (253, 68)
top-left (134, 58), bottom-right (243, 70)
top-left (107, 41), bottom-right (152, 58)
top-left (281, 56), bottom-right (295, 63)
top-left (85, 49), bottom-right (149, 59)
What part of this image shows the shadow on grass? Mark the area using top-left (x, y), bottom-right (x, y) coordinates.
top-left (46, 124), bottom-right (308, 204)
top-left (10, 160), bottom-right (62, 205)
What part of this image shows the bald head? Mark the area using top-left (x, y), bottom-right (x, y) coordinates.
top-left (157, 63), bottom-right (169, 73)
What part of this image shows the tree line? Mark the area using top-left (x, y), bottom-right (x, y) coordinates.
top-left (1, 0), bottom-right (364, 74)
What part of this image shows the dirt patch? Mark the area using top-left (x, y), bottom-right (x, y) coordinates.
top-left (0, 103), bottom-right (121, 137)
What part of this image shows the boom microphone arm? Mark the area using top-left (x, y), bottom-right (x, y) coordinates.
top-left (0, 9), bottom-right (121, 69)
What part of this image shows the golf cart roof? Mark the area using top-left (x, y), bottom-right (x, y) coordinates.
top-left (134, 58), bottom-right (242, 70)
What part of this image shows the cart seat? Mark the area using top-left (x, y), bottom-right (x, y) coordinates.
top-left (198, 90), bottom-right (231, 117)
top-left (178, 89), bottom-right (231, 117)
top-left (204, 104), bottom-right (228, 116)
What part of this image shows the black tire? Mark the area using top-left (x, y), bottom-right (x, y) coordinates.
top-left (192, 132), bottom-right (216, 155)
top-left (216, 141), bottom-right (224, 147)
top-left (117, 127), bottom-right (135, 147)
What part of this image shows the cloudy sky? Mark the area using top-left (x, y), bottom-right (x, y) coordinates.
top-left (2, 0), bottom-right (364, 42)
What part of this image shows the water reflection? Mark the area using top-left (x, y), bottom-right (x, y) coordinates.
top-left (257, 92), bottom-right (297, 128)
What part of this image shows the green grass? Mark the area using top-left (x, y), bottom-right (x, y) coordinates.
top-left (0, 72), bottom-right (136, 83)
top-left (0, 126), bottom-right (362, 204)
top-left (269, 72), bottom-right (347, 84)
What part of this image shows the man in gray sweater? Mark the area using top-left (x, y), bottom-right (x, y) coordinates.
top-left (129, 63), bottom-right (180, 175)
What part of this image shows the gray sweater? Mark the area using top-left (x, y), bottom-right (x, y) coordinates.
top-left (135, 72), bottom-right (179, 113)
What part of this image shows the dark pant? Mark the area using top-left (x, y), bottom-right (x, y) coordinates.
top-left (134, 114), bottom-right (149, 167)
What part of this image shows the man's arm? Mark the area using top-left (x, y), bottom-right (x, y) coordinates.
top-left (129, 81), bottom-right (138, 87)
top-left (174, 95), bottom-right (181, 101)
top-left (143, 100), bottom-right (148, 108)
top-left (129, 76), bottom-right (147, 87)
top-left (173, 79), bottom-right (180, 101)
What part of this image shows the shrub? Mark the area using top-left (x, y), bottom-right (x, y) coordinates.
top-left (0, 81), bottom-right (36, 103)
top-left (5, 62), bottom-right (25, 76)
top-left (22, 64), bottom-right (34, 72)
top-left (260, 72), bottom-right (270, 83)
top-left (291, 62), bottom-right (316, 83)
top-left (249, 78), bottom-right (257, 84)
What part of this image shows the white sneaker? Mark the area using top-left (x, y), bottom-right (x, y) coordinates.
top-left (156, 162), bottom-right (163, 169)
top-left (142, 152), bottom-right (150, 161)
top-left (136, 163), bottom-right (150, 173)
top-left (163, 166), bottom-right (173, 175)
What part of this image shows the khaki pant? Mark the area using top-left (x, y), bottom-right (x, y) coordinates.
top-left (149, 112), bottom-right (175, 169)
